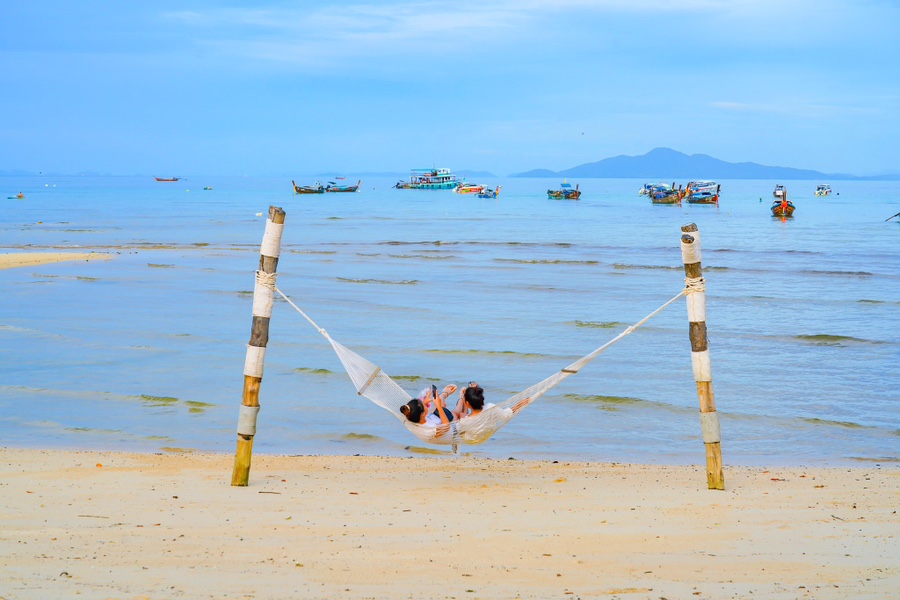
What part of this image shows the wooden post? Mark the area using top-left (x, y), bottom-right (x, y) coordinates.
top-left (680, 223), bottom-right (725, 490)
top-left (231, 206), bottom-right (286, 486)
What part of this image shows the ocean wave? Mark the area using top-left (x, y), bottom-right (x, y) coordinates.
top-left (387, 254), bottom-right (455, 260)
top-left (495, 258), bottom-right (599, 265)
top-left (612, 263), bottom-right (682, 271)
top-left (425, 348), bottom-right (552, 359)
top-left (799, 269), bottom-right (874, 278)
top-left (572, 320), bottom-right (625, 329)
top-left (377, 240), bottom-right (574, 249)
top-left (337, 277), bottom-right (419, 285)
top-left (800, 417), bottom-right (866, 429)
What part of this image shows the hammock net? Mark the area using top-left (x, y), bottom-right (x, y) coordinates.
top-left (275, 283), bottom-right (686, 446)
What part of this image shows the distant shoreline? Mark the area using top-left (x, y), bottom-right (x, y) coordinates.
top-left (5, 147), bottom-right (899, 180)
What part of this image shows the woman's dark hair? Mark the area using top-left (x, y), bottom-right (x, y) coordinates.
top-left (464, 386), bottom-right (485, 410)
top-left (400, 399), bottom-right (424, 423)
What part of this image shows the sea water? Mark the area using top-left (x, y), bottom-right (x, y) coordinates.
top-left (1, 175), bottom-right (897, 466)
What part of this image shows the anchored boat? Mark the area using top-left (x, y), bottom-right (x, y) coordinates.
top-left (292, 180), bottom-right (325, 194)
top-left (548, 181), bottom-right (581, 200)
top-left (394, 168), bottom-right (459, 190)
top-left (686, 181), bottom-right (720, 204)
top-left (455, 183), bottom-right (485, 194)
top-left (771, 194), bottom-right (795, 217)
top-left (476, 186), bottom-right (501, 199)
top-left (648, 183), bottom-right (684, 204)
top-left (325, 180), bottom-right (361, 193)
top-left (815, 184), bottom-right (832, 196)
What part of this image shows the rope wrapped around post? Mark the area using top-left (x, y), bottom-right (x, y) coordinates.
top-left (231, 206), bottom-right (285, 487)
top-left (680, 223), bottom-right (724, 490)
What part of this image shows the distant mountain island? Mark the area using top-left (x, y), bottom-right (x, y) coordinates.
top-left (510, 148), bottom-right (899, 180)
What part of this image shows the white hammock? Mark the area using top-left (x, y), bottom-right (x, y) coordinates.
top-left (274, 283), bottom-right (685, 446)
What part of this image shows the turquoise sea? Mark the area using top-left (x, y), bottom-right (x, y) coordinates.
top-left (1, 175), bottom-right (897, 466)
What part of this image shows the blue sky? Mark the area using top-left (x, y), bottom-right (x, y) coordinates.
top-left (3, 1), bottom-right (898, 176)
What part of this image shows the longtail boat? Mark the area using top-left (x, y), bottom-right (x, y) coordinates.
top-left (155, 177), bottom-right (180, 182)
top-left (771, 197), bottom-right (795, 217)
top-left (648, 183), bottom-right (684, 204)
top-left (686, 181), bottom-right (720, 204)
top-left (292, 180), bottom-right (325, 194)
top-left (325, 180), bottom-right (361, 193)
top-left (548, 181), bottom-right (580, 200)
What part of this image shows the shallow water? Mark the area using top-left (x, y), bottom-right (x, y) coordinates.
top-left (1, 175), bottom-right (897, 466)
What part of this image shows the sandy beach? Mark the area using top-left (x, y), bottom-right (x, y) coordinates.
top-left (1, 449), bottom-right (896, 600)
top-left (0, 252), bottom-right (112, 270)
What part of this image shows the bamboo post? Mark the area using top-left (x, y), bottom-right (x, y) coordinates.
top-left (680, 223), bottom-right (725, 490)
top-left (231, 206), bottom-right (286, 486)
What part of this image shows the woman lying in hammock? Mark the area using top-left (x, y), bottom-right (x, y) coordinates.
top-left (400, 382), bottom-right (531, 441)
top-left (399, 384), bottom-right (460, 426)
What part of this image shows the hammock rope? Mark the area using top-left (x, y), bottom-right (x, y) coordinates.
top-left (264, 271), bottom-right (687, 447)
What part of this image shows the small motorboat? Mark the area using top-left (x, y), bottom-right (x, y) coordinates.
top-left (815, 184), bottom-right (832, 196)
top-left (455, 183), bottom-right (485, 194)
top-left (476, 186), bottom-right (501, 199)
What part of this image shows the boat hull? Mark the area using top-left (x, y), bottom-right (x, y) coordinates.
top-left (155, 177), bottom-right (179, 182)
top-left (686, 194), bottom-right (719, 204)
top-left (325, 180), bottom-right (361, 193)
top-left (397, 182), bottom-right (458, 190)
top-left (476, 186), bottom-right (501, 199)
top-left (547, 191), bottom-right (581, 200)
top-left (548, 182), bottom-right (580, 200)
top-left (650, 190), bottom-right (684, 204)
top-left (771, 201), bottom-right (795, 217)
top-left (292, 180), bottom-right (325, 194)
